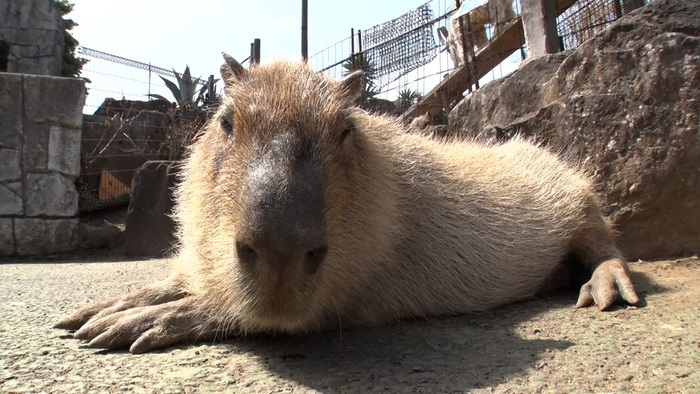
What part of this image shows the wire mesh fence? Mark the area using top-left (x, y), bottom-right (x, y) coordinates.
top-left (309, 0), bottom-right (527, 110)
top-left (77, 47), bottom-right (216, 213)
top-left (309, 0), bottom-right (650, 115)
top-left (558, 0), bottom-right (649, 49)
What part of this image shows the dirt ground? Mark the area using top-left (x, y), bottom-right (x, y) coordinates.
top-left (0, 255), bottom-right (698, 393)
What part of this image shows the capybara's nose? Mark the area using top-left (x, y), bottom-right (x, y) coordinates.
top-left (236, 239), bottom-right (328, 274)
top-left (237, 137), bottom-right (328, 274)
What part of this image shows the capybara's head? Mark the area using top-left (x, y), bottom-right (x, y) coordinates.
top-left (176, 55), bottom-right (399, 332)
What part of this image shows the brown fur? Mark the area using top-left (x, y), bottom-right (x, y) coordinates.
top-left (55, 58), bottom-right (639, 353)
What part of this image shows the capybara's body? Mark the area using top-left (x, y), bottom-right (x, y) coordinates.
top-left (56, 58), bottom-right (639, 353)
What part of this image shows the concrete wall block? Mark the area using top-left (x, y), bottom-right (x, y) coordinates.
top-left (47, 125), bottom-right (81, 177)
top-left (0, 218), bottom-right (15, 256)
top-left (0, 73), bottom-right (23, 149)
top-left (0, 0), bottom-right (63, 30)
top-left (23, 75), bottom-right (85, 128)
top-left (14, 217), bottom-right (78, 256)
top-left (15, 56), bottom-right (62, 77)
top-left (0, 181), bottom-right (23, 215)
top-left (0, 148), bottom-right (21, 182)
top-left (21, 122), bottom-right (49, 171)
top-left (25, 173), bottom-right (77, 217)
top-left (1, 0), bottom-right (64, 76)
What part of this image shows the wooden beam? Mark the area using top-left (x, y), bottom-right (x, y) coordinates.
top-left (404, 0), bottom-right (577, 119)
top-left (522, 0), bottom-right (560, 57)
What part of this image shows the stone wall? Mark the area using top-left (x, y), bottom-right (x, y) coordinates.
top-left (0, 0), bottom-right (65, 76)
top-left (445, 0), bottom-right (699, 260)
top-left (0, 72), bottom-right (85, 257)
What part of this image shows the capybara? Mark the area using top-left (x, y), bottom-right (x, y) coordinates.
top-left (410, 111), bottom-right (433, 130)
top-left (55, 54), bottom-right (639, 353)
top-left (78, 222), bottom-right (124, 250)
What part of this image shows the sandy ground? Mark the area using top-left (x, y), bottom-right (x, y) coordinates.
top-left (0, 256), bottom-right (698, 393)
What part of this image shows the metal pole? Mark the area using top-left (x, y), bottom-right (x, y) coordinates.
top-left (357, 30), bottom-right (362, 53)
top-left (350, 28), bottom-right (355, 65)
top-left (148, 63), bottom-right (152, 99)
top-left (301, 0), bottom-right (308, 61)
top-left (207, 75), bottom-right (215, 108)
top-left (253, 38), bottom-right (261, 64)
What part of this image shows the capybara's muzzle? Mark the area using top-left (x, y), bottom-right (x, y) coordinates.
top-left (236, 139), bottom-right (328, 275)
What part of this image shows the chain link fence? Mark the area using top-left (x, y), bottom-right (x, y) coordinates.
top-left (77, 47), bottom-right (216, 213)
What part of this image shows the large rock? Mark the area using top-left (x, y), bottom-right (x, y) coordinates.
top-left (447, 0), bottom-right (699, 260)
top-left (125, 161), bottom-right (180, 257)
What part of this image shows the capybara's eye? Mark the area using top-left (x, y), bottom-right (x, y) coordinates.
top-left (220, 118), bottom-right (233, 134)
top-left (340, 126), bottom-right (353, 145)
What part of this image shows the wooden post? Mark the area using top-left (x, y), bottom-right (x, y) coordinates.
top-left (613, 0), bottom-right (624, 19)
top-left (520, 0), bottom-right (559, 59)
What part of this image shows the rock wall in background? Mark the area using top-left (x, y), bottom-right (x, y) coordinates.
top-left (0, 73), bottom-right (86, 257)
top-left (446, 0), bottom-right (699, 260)
top-left (0, 0), bottom-right (65, 76)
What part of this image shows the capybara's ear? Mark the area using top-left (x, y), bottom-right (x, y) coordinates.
top-left (339, 70), bottom-right (364, 102)
top-left (220, 52), bottom-right (248, 87)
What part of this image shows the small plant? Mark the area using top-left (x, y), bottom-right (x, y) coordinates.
top-left (148, 66), bottom-right (215, 109)
top-left (398, 88), bottom-right (422, 106)
top-left (342, 53), bottom-right (380, 101)
top-left (54, 1), bottom-right (89, 80)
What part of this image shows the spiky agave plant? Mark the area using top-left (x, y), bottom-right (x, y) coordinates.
top-left (148, 66), bottom-right (213, 109)
top-left (398, 88), bottom-right (421, 106)
top-left (342, 53), bottom-right (380, 101)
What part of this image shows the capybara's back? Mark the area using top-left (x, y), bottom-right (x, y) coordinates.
top-left (55, 57), bottom-right (639, 353)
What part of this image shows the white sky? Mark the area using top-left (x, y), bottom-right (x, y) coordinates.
top-left (70, 0), bottom-right (430, 76)
top-left (69, 0), bottom-right (522, 110)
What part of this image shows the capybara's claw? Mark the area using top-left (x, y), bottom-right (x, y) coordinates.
top-left (54, 300), bottom-right (117, 331)
top-left (53, 315), bottom-right (84, 331)
top-left (576, 259), bottom-right (640, 310)
top-left (72, 298), bottom-right (201, 352)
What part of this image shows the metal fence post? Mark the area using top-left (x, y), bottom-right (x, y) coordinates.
top-left (302, 0), bottom-right (308, 61)
top-left (253, 38), bottom-right (261, 65)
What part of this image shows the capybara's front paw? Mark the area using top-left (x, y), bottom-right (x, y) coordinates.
top-left (73, 297), bottom-right (201, 353)
top-left (54, 280), bottom-right (187, 331)
top-left (576, 259), bottom-right (640, 310)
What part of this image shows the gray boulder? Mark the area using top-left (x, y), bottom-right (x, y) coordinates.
top-left (124, 161), bottom-right (180, 257)
top-left (447, 0), bottom-right (699, 260)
